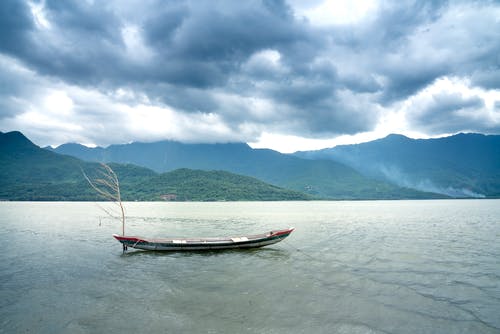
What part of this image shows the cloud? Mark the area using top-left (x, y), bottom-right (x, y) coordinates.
top-left (0, 1), bottom-right (33, 48)
top-left (0, 55), bottom-right (260, 147)
top-left (409, 92), bottom-right (486, 134)
top-left (403, 77), bottom-right (500, 134)
top-left (0, 0), bottom-right (499, 151)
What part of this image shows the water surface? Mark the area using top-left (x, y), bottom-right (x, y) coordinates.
top-left (1, 200), bottom-right (499, 333)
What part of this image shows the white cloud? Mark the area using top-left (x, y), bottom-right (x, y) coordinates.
top-left (43, 90), bottom-right (74, 116)
top-left (249, 130), bottom-right (388, 153)
top-left (295, 0), bottom-right (378, 26)
top-left (245, 49), bottom-right (282, 70)
top-left (28, 0), bottom-right (51, 30)
top-left (121, 24), bottom-right (155, 62)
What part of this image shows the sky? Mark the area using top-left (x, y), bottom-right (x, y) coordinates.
top-left (0, 0), bottom-right (499, 153)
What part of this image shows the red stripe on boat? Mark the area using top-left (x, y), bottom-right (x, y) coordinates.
top-left (270, 227), bottom-right (295, 237)
top-left (113, 234), bottom-right (144, 243)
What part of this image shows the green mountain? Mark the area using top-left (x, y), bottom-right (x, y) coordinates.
top-left (1, 131), bottom-right (96, 200)
top-left (49, 137), bottom-right (439, 199)
top-left (295, 133), bottom-right (500, 198)
top-left (133, 168), bottom-right (310, 201)
top-left (0, 131), bottom-right (309, 201)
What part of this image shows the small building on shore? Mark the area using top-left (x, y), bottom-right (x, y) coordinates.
top-left (160, 194), bottom-right (177, 201)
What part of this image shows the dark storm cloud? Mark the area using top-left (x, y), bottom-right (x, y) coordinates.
top-left (0, 0), bottom-right (317, 88)
top-left (0, 1), bottom-right (33, 54)
top-left (150, 83), bottom-right (219, 113)
top-left (0, 0), bottom-right (499, 145)
top-left (164, 2), bottom-right (297, 62)
top-left (407, 92), bottom-right (493, 134)
top-left (0, 0), bottom-right (126, 86)
top-left (339, 73), bottom-right (381, 94)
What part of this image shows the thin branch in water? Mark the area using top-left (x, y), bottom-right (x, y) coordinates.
top-left (95, 203), bottom-right (122, 221)
top-left (82, 163), bottom-right (126, 236)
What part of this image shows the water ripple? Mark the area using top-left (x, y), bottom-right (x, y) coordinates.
top-left (1, 201), bottom-right (499, 334)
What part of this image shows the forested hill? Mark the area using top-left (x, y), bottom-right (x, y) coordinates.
top-left (0, 131), bottom-right (310, 201)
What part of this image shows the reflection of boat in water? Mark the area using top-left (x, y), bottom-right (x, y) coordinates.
top-left (113, 227), bottom-right (294, 251)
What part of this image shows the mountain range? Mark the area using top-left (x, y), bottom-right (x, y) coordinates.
top-left (47, 136), bottom-right (438, 199)
top-left (295, 133), bottom-right (500, 198)
top-left (4, 130), bottom-right (498, 200)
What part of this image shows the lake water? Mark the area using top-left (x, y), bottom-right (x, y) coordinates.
top-left (1, 200), bottom-right (499, 333)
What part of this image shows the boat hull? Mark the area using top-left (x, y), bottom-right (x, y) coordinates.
top-left (113, 228), bottom-right (294, 251)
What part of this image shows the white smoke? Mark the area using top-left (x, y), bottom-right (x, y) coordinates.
top-left (378, 164), bottom-right (486, 198)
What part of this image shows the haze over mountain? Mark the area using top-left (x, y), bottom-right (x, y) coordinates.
top-left (295, 133), bottom-right (500, 198)
top-left (48, 135), bottom-right (442, 200)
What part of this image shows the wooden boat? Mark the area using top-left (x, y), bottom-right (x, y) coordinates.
top-left (113, 227), bottom-right (294, 251)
